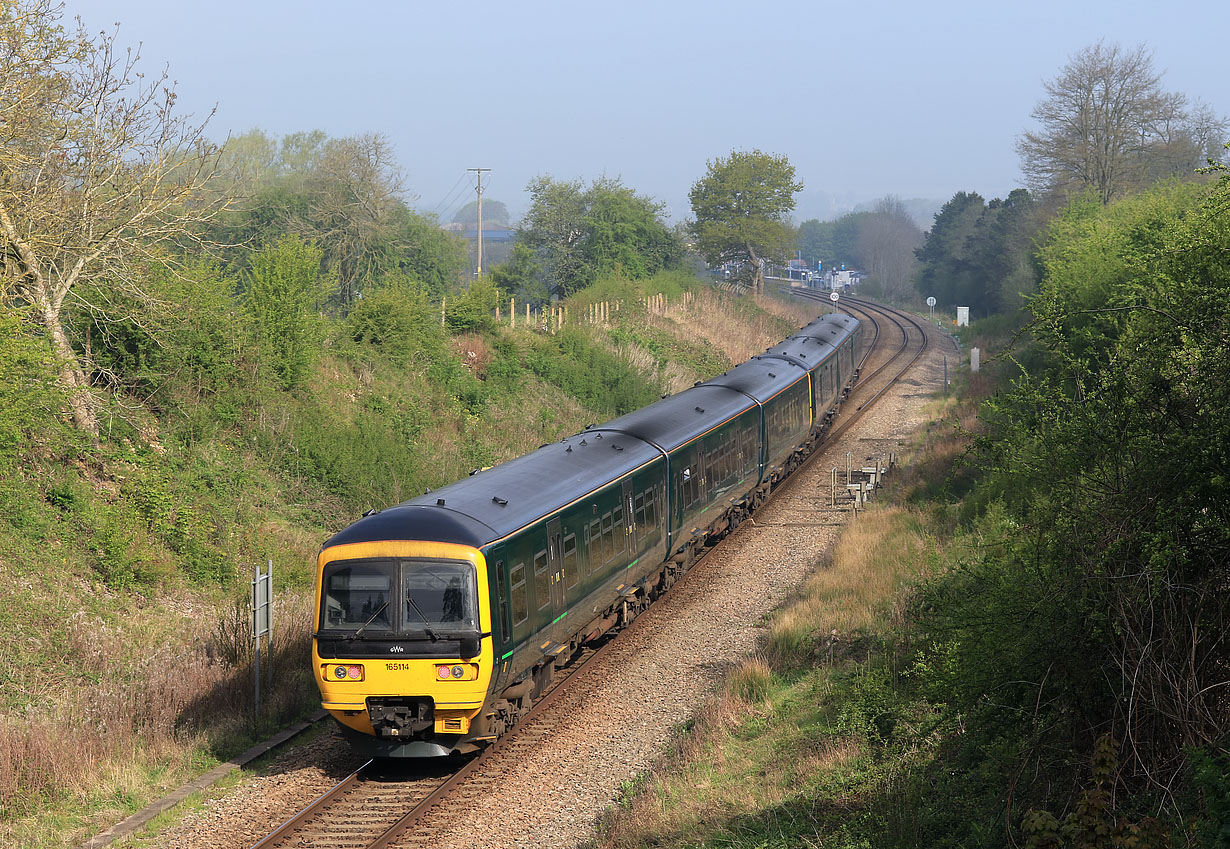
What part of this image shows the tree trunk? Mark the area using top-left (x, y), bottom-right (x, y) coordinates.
top-left (40, 304), bottom-right (99, 442)
top-left (747, 244), bottom-right (763, 294)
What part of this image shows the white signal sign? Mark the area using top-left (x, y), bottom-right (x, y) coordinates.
top-left (829, 291), bottom-right (840, 302)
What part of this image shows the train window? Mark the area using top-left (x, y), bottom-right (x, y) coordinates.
top-left (588, 519), bottom-right (601, 572)
top-left (634, 491), bottom-right (646, 531)
top-left (534, 550), bottom-right (549, 610)
top-left (496, 560), bottom-right (508, 642)
top-left (600, 511), bottom-right (614, 564)
top-left (321, 564), bottom-right (392, 631)
top-left (563, 533), bottom-right (578, 588)
top-left (612, 504), bottom-right (625, 558)
top-left (510, 562), bottom-right (528, 625)
top-left (637, 487), bottom-right (655, 540)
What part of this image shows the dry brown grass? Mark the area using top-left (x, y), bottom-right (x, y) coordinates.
top-left (670, 289), bottom-right (818, 366)
top-left (0, 590), bottom-right (317, 845)
top-left (767, 506), bottom-right (930, 668)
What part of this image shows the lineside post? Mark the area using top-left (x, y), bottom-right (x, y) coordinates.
top-left (253, 560), bottom-right (273, 718)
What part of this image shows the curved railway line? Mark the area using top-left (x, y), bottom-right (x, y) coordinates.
top-left (248, 295), bottom-right (935, 849)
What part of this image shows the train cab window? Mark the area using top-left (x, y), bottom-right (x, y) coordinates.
top-left (563, 533), bottom-right (579, 588)
top-left (534, 550), bottom-right (549, 610)
top-left (510, 562), bottom-right (528, 625)
top-left (403, 560), bottom-right (478, 630)
top-left (321, 564), bottom-right (392, 631)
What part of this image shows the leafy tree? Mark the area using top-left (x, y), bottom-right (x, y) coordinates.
top-left (444, 276), bottom-right (502, 334)
top-left (922, 175), bottom-right (1230, 827)
top-left (795, 218), bottom-right (832, 270)
top-left (581, 179), bottom-right (682, 280)
top-left (386, 205), bottom-right (470, 300)
top-left (914, 191), bottom-right (989, 311)
top-left (517, 176), bottom-right (681, 296)
top-left (0, 0), bottom-right (231, 442)
top-left (346, 277), bottom-right (444, 364)
top-left (689, 149), bottom-right (802, 293)
top-left (518, 176), bottom-right (590, 295)
top-left (1018, 41), bottom-right (1228, 204)
top-left (245, 237), bottom-right (326, 389)
top-left (452, 199), bottom-right (510, 227)
top-left (490, 242), bottom-right (548, 307)
top-left (205, 131), bottom-right (467, 306)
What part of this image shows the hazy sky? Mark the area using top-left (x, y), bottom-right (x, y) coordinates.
top-left (70, 0), bottom-right (1227, 224)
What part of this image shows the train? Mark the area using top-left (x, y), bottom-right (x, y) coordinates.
top-left (312, 310), bottom-right (862, 757)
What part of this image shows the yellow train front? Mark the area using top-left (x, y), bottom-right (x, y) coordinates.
top-left (313, 532), bottom-right (497, 758)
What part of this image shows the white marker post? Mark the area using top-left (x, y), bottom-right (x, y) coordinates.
top-left (253, 560), bottom-right (272, 717)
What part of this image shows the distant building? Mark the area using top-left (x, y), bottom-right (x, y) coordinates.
top-left (442, 221), bottom-right (516, 273)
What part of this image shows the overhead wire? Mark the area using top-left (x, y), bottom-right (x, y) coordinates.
top-left (429, 171), bottom-right (470, 220)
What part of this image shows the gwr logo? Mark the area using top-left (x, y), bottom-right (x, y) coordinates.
top-left (389, 645), bottom-right (404, 653)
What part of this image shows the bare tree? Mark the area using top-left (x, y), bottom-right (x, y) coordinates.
top-left (856, 197), bottom-right (922, 301)
top-left (1018, 42), bottom-right (1228, 204)
top-left (0, 1), bottom-right (230, 441)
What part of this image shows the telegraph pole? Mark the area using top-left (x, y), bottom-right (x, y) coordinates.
top-left (468, 168), bottom-right (491, 278)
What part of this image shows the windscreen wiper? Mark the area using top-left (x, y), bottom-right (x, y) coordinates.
top-left (349, 600), bottom-right (389, 639)
top-left (406, 594), bottom-right (439, 641)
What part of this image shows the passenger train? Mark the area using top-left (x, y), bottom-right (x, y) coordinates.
top-left (313, 311), bottom-right (862, 757)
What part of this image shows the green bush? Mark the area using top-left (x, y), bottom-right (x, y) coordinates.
top-left (525, 327), bottom-right (660, 416)
top-left (346, 277), bottom-right (445, 363)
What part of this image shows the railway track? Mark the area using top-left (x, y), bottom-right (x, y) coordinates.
top-left (249, 294), bottom-right (933, 849)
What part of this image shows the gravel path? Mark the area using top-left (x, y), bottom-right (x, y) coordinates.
top-left (144, 318), bottom-right (952, 849)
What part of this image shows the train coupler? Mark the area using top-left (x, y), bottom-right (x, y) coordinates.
top-left (366, 697), bottom-right (434, 738)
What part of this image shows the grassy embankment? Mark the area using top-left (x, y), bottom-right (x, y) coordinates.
top-left (0, 272), bottom-right (816, 849)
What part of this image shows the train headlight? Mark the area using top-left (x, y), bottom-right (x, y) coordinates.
top-left (435, 663), bottom-right (477, 681)
top-left (329, 664), bottom-right (364, 681)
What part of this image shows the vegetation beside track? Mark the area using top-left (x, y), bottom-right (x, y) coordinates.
top-left (594, 172), bottom-right (1230, 849)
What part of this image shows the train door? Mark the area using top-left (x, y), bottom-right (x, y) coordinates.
top-left (487, 548), bottom-right (513, 690)
top-left (546, 517), bottom-right (565, 614)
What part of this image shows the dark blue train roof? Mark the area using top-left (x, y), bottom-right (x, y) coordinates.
top-left (794, 313), bottom-right (858, 346)
top-left (589, 383), bottom-right (756, 453)
top-left (323, 430), bottom-right (661, 550)
top-left (760, 335), bottom-right (839, 373)
top-left (700, 356), bottom-right (809, 403)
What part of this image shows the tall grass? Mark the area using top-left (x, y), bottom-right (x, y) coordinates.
top-left (766, 507), bottom-right (931, 669)
top-left (0, 592), bottom-right (316, 847)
